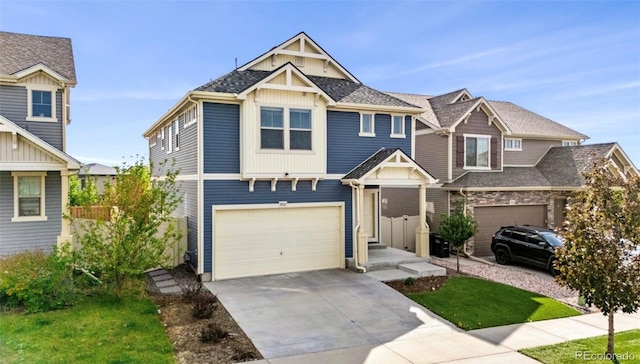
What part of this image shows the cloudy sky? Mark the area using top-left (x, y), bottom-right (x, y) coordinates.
top-left (2, 1), bottom-right (639, 166)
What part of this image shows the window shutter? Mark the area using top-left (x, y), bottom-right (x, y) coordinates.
top-left (491, 138), bottom-right (498, 168)
top-left (456, 136), bottom-right (464, 167)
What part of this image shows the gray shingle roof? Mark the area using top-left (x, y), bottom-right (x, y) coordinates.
top-left (431, 97), bottom-right (482, 129)
top-left (79, 163), bottom-right (118, 176)
top-left (194, 68), bottom-right (419, 108)
top-left (385, 92), bottom-right (438, 128)
top-left (0, 31), bottom-right (76, 82)
top-left (443, 143), bottom-right (616, 189)
top-left (343, 148), bottom-right (399, 180)
top-left (488, 101), bottom-right (587, 139)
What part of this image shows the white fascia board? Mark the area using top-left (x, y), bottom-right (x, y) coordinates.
top-left (0, 162), bottom-right (66, 171)
top-left (0, 115), bottom-right (80, 169)
top-left (14, 63), bottom-right (75, 86)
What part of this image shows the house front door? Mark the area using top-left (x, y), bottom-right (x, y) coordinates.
top-left (363, 190), bottom-right (378, 242)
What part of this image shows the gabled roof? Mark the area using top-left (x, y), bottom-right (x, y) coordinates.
top-left (79, 163), bottom-right (117, 176)
top-left (0, 115), bottom-right (80, 169)
top-left (384, 92), bottom-right (438, 128)
top-left (238, 32), bottom-right (360, 83)
top-left (0, 31), bottom-right (76, 83)
top-left (443, 142), bottom-right (635, 190)
top-left (342, 148), bottom-right (437, 186)
top-left (488, 101), bottom-right (587, 139)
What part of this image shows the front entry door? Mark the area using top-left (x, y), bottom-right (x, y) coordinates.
top-left (363, 190), bottom-right (378, 242)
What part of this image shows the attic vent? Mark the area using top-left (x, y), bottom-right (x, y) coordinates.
top-left (295, 56), bottom-right (304, 67)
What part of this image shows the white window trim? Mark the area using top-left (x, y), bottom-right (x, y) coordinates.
top-left (359, 113), bottom-right (376, 137)
top-left (464, 133), bottom-right (491, 170)
top-left (390, 115), bottom-right (406, 138)
top-left (11, 172), bottom-right (47, 222)
top-left (174, 119), bottom-right (180, 151)
top-left (161, 129), bottom-right (165, 150)
top-left (26, 85), bottom-right (59, 122)
top-left (258, 104), bottom-right (313, 152)
top-left (166, 124), bottom-right (173, 154)
top-left (504, 137), bottom-right (522, 151)
top-left (562, 140), bottom-right (578, 146)
top-left (184, 105), bottom-right (198, 128)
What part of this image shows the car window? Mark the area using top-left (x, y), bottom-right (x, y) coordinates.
top-left (511, 230), bottom-right (527, 242)
top-left (528, 234), bottom-right (545, 245)
top-left (540, 232), bottom-right (564, 247)
top-left (501, 229), bottom-right (512, 237)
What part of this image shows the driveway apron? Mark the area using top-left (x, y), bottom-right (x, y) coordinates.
top-left (204, 269), bottom-right (456, 359)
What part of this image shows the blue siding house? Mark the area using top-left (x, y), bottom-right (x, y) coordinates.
top-left (144, 33), bottom-right (436, 281)
top-left (0, 32), bottom-right (80, 255)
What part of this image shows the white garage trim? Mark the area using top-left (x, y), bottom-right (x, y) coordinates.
top-left (211, 201), bottom-right (345, 280)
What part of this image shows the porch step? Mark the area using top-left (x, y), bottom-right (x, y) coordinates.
top-left (366, 269), bottom-right (418, 282)
top-left (368, 243), bottom-right (387, 250)
top-left (398, 262), bottom-right (446, 277)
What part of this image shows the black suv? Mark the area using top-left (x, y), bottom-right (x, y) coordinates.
top-left (491, 225), bottom-right (564, 274)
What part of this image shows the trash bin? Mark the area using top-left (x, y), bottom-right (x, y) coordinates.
top-left (430, 233), bottom-right (450, 258)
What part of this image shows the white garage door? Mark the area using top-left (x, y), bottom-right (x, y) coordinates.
top-left (213, 204), bottom-right (344, 280)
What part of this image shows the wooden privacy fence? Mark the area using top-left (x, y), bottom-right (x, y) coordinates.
top-left (69, 206), bottom-right (111, 221)
top-left (381, 215), bottom-right (419, 252)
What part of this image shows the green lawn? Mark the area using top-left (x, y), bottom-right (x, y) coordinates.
top-left (521, 329), bottom-right (640, 364)
top-left (407, 276), bottom-right (581, 330)
top-left (0, 288), bottom-right (175, 364)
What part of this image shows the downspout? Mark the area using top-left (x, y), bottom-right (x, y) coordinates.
top-left (458, 188), bottom-right (493, 265)
top-left (349, 181), bottom-right (366, 273)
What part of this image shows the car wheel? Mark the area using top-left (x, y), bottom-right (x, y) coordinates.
top-left (495, 248), bottom-right (511, 265)
top-left (548, 258), bottom-right (559, 276)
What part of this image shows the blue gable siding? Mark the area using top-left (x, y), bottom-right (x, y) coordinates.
top-left (203, 102), bottom-right (240, 174)
top-left (202, 179), bottom-right (352, 273)
top-left (327, 111), bottom-right (412, 174)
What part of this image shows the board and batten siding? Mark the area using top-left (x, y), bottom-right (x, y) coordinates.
top-left (240, 90), bottom-right (327, 177)
top-left (0, 85), bottom-right (64, 151)
top-left (452, 109), bottom-right (502, 179)
top-left (202, 179), bottom-right (352, 273)
top-left (0, 133), bottom-right (61, 163)
top-left (0, 171), bottom-right (62, 255)
top-left (503, 139), bottom-right (561, 166)
top-left (415, 133), bottom-right (448, 181)
top-left (327, 111), bottom-right (412, 174)
top-left (202, 102), bottom-right (240, 174)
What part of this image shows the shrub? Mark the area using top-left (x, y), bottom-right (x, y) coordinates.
top-left (403, 277), bottom-right (416, 286)
top-left (192, 293), bottom-right (218, 319)
top-left (0, 249), bottom-right (80, 312)
top-left (182, 281), bottom-right (202, 302)
top-left (231, 350), bottom-right (258, 361)
top-left (200, 323), bottom-right (228, 343)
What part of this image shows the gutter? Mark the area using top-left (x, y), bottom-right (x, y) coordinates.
top-left (349, 182), bottom-right (366, 273)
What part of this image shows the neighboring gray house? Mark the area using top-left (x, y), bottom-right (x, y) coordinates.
top-left (0, 31), bottom-right (80, 255)
top-left (383, 89), bottom-right (638, 256)
top-left (78, 163), bottom-right (117, 194)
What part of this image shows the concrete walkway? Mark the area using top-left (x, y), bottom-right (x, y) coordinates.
top-left (205, 269), bottom-right (640, 364)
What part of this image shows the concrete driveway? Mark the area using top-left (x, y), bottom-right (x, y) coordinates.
top-left (205, 269), bottom-right (458, 359)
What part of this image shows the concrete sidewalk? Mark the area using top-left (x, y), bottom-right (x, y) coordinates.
top-left (249, 312), bottom-right (640, 364)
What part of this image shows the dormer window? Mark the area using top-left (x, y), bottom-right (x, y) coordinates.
top-left (26, 86), bottom-right (58, 122)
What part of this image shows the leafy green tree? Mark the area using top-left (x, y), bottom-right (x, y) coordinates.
top-left (69, 160), bottom-right (182, 297)
top-left (555, 159), bottom-right (640, 356)
top-left (439, 203), bottom-right (479, 273)
top-left (69, 174), bottom-right (101, 206)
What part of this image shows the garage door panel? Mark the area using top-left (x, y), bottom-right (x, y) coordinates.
top-left (473, 205), bottom-right (546, 256)
top-left (214, 205), bottom-right (343, 280)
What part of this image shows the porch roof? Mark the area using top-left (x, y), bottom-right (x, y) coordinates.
top-left (341, 148), bottom-right (437, 186)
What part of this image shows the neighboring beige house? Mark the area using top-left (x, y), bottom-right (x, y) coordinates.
top-left (78, 163), bottom-right (117, 194)
top-left (383, 89), bottom-right (638, 256)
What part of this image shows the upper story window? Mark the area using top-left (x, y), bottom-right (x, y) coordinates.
top-left (359, 113), bottom-right (375, 137)
top-left (562, 140), bottom-right (578, 146)
top-left (174, 119), bottom-right (181, 151)
top-left (504, 138), bottom-right (522, 151)
top-left (26, 86), bottom-right (58, 122)
top-left (391, 115), bottom-right (406, 138)
top-left (465, 134), bottom-right (490, 169)
top-left (12, 172), bottom-right (47, 222)
top-left (290, 109), bottom-right (311, 150)
top-left (260, 106), bottom-right (312, 151)
top-left (165, 125), bottom-right (173, 154)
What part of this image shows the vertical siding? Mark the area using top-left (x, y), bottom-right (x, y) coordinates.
top-left (0, 171), bottom-right (62, 255)
top-left (503, 139), bottom-right (561, 166)
top-left (0, 133), bottom-right (58, 162)
top-left (452, 110), bottom-right (502, 179)
top-left (203, 103), bottom-right (240, 174)
top-left (327, 111), bottom-right (412, 174)
top-left (415, 133), bottom-right (448, 180)
top-left (380, 187), bottom-right (419, 217)
top-left (0, 85), bottom-right (63, 151)
top-left (202, 179), bottom-right (352, 273)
